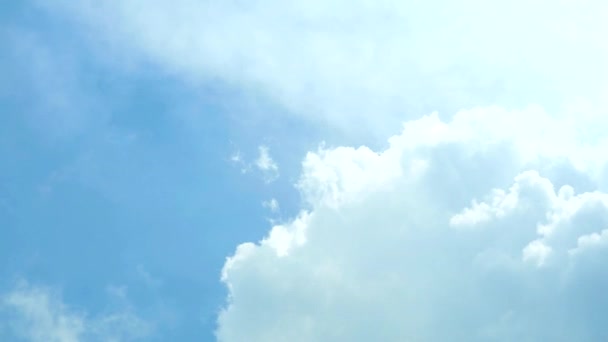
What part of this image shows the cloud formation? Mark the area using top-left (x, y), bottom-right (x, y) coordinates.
top-left (1, 281), bottom-right (153, 342)
top-left (41, 1), bottom-right (608, 339)
top-left (50, 0), bottom-right (608, 136)
top-left (217, 106), bottom-right (608, 341)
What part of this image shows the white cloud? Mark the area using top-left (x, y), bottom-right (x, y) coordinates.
top-left (255, 146), bottom-right (279, 183)
top-left (217, 106), bottom-right (608, 341)
top-left (48, 0), bottom-right (608, 136)
top-left (1, 281), bottom-right (153, 342)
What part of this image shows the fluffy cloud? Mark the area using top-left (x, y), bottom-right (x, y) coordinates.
top-left (49, 0), bottom-right (608, 136)
top-left (1, 281), bottom-right (153, 342)
top-left (217, 106), bottom-right (608, 341)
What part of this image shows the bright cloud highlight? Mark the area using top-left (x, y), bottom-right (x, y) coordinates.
top-left (50, 0), bottom-right (608, 136)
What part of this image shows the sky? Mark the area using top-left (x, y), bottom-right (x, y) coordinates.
top-left (1, 1), bottom-right (608, 341)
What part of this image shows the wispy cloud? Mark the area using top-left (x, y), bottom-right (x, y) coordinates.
top-left (262, 198), bottom-right (280, 213)
top-left (229, 145), bottom-right (280, 182)
top-left (1, 280), bottom-right (153, 342)
top-left (255, 146), bottom-right (279, 183)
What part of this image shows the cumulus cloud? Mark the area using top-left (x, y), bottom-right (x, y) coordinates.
top-left (217, 106), bottom-right (608, 341)
top-left (49, 0), bottom-right (608, 136)
top-left (1, 281), bottom-right (153, 342)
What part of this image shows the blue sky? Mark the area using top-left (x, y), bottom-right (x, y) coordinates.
top-left (1, 2), bottom-right (309, 340)
top-left (2, 1), bottom-right (608, 341)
